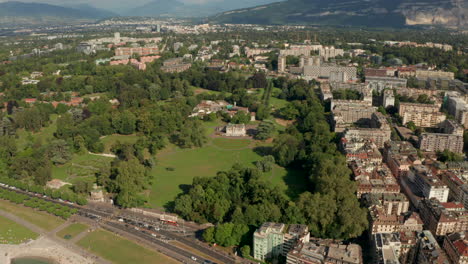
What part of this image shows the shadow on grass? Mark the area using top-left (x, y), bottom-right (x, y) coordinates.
top-left (253, 146), bottom-right (273, 156)
top-left (282, 168), bottom-right (309, 200)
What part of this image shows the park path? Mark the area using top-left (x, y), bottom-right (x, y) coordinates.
top-left (0, 210), bottom-right (44, 235)
top-left (70, 228), bottom-right (91, 243)
top-left (88, 151), bottom-right (116, 158)
top-left (0, 209), bottom-right (111, 264)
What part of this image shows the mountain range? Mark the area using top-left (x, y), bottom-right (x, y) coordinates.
top-left (0, 1), bottom-right (115, 25)
top-left (126, 0), bottom-right (280, 17)
top-left (212, 0), bottom-right (468, 29)
top-left (0, 0), bottom-right (466, 28)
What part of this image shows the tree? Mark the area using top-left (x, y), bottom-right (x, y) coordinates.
top-left (437, 150), bottom-right (464, 162)
top-left (256, 155), bottom-right (275, 172)
top-left (112, 158), bottom-right (149, 208)
top-left (202, 226), bottom-right (215, 243)
top-left (230, 111), bottom-right (250, 124)
top-left (240, 245), bottom-right (251, 258)
top-left (406, 121), bottom-right (417, 131)
top-left (255, 120), bottom-right (276, 140)
top-left (279, 104), bottom-right (299, 120)
top-left (34, 165), bottom-right (52, 186)
top-left (250, 72), bottom-right (267, 88)
top-left (112, 111), bottom-right (136, 135)
top-left (47, 139), bottom-right (72, 165)
top-left (272, 134), bottom-right (300, 166)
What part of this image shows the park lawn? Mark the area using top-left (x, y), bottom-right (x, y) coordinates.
top-left (52, 153), bottom-right (113, 182)
top-left (212, 138), bottom-right (251, 149)
top-left (57, 223), bottom-right (88, 240)
top-left (148, 137), bottom-right (305, 207)
top-left (100, 134), bottom-right (140, 153)
top-left (0, 200), bottom-right (65, 231)
top-left (16, 114), bottom-right (58, 151)
top-left (192, 87), bottom-right (232, 96)
top-left (77, 229), bottom-right (180, 264)
top-left (0, 215), bottom-right (39, 244)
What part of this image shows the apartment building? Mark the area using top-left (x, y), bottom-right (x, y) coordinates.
top-left (286, 239), bottom-right (362, 264)
top-left (253, 223), bottom-right (310, 261)
top-left (363, 193), bottom-right (410, 216)
top-left (369, 209), bottom-right (423, 235)
top-left (114, 46), bottom-right (159, 56)
top-left (443, 232), bottom-right (468, 264)
top-left (419, 132), bottom-right (464, 154)
top-left (366, 76), bottom-right (407, 93)
top-left (439, 171), bottom-right (466, 204)
top-left (331, 100), bottom-right (375, 132)
top-left (303, 64), bottom-right (357, 82)
top-left (373, 233), bottom-right (402, 264)
top-left (418, 199), bottom-right (468, 236)
top-left (383, 141), bottom-right (421, 179)
top-left (342, 118), bottom-right (392, 149)
top-left (415, 230), bottom-right (450, 264)
top-left (160, 58), bottom-right (192, 73)
top-left (398, 103), bottom-right (446, 128)
top-left (415, 70), bottom-right (455, 80)
top-left (407, 165), bottom-right (449, 203)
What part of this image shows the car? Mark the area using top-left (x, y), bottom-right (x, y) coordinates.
top-left (151, 233), bottom-right (157, 237)
top-left (191, 256), bottom-right (197, 261)
top-left (118, 218), bottom-right (124, 222)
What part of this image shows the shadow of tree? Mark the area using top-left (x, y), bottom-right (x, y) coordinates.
top-left (253, 146), bottom-right (273, 156)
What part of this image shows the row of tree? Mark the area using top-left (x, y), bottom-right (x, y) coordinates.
top-left (0, 187), bottom-right (78, 219)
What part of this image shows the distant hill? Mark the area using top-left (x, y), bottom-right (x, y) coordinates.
top-left (0, 1), bottom-right (115, 25)
top-left (127, 0), bottom-right (280, 17)
top-left (212, 0), bottom-right (468, 29)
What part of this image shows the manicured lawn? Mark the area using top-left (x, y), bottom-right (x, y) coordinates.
top-left (100, 134), bottom-right (140, 153)
top-left (212, 138), bottom-right (251, 149)
top-left (57, 223), bottom-right (88, 240)
top-left (77, 229), bottom-right (180, 264)
top-left (0, 215), bottom-right (38, 244)
top-left (0, 200), bottom-right (65, 231)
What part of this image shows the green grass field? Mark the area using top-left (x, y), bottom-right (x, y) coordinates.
top-left (77, 229), bottom-right (180, 264)
top-left (0, 215), bottom-right (38, 244)
top-left (100, 134), bottom-right (140, 153)
top-left (148, 135), bottom-right (308, 208)
top-left (57, 223), bottom-right (88, 240)
top-left (0, 200), bottom-right (65, 231)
